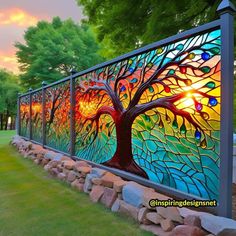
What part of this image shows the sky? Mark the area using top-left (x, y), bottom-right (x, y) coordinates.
top-left (0, 0), bottom-right (84, 74)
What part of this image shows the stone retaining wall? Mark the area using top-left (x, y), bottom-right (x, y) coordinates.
top-left (11, 135), bottom-right (236, 236)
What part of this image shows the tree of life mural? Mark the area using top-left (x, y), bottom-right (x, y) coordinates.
top-left (74, 29), bottom-right (220, 199)
top-left (19, 95), bottom-right (30, 138)
top-left (32, 91), bottom-right (43, 142)
top-left (45, 82), bottom-right (71, 153)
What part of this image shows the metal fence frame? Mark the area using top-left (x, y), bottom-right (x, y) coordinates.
top-left (17, 0), bottom-right (235, 218)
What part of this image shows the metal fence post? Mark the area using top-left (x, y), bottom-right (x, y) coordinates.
top-left (70, 70), bottom-right (76, 157)
top-left (42, 81), bottom-right (47, 147)
top-left (17, 93), bottom-right (21, 135)
top-left (217, 0), bottom-right (236, 218)
top-left (29, 88), bottom-right (33, 140)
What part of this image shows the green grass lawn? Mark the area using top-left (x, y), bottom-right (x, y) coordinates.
top-left (0, 130), bottom-right (152, 236)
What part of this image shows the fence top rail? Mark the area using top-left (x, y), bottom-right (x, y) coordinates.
top-left (19, 19), bottom-right (221, 98)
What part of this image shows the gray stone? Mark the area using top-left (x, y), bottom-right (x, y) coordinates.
top-left (63, 168), bottom-right (70, 176)
top-left (119, 200), bottom-right (139, 221)
top-left (156, 207), bottom-right (183, 224)
top-left (83, 173), bottom-right (97, 193)
top-left (57, 165), bottom-right (63, 172)
top-left (11, 138), bottom-right (21, 146)
top-left (41, 158), bottom-right (50, 166)
top-left (71, 179), bottom-right (84, 191)
top-left (177, 207), bottom-right (207, 218)
top-left (36, 153), bottom-right (44, 159)
top-left (71, 179), bottom-right (80, 187)
top-left (184, 215), bottom-right (201, 227)
top-left (146, 212), bottom-right (164, 225)
top-left (143, 190), bottom-right (170, 209)
top-left (23, 141), bottom-right (32, 150)
top-left (57, 172), bottom-right (66, 181)
top-left (111, 199), bottom-right (121, 212)
top-left (217, 229), bottom-right (236, 236)
top-left (78, 178), bottom-right (85, 183)
top-left (100, 187), bottom-right (117, 208)
top-left (47, 160), bottom-right (59, 169)
top-left (73, 161), bottom-right (90, 171)
top-left (76, 166), bottom-right (91, 176)
top-left (67, 171), bottom-right (77, 182)
top-left (44, 151), bottom-right (54, 159)
top-left (44, 151), bottom-right (63, 160)
top-left (34, 148), bottom-right (47, 156)
top-left (44, 164), bottom-right (51, 171)
top-left (31, 144), bottom-right (43, 150)
top-left (122, 182), bottom-right (144, 208)
top-left (160, 219), bottom-right (175, 232)
top-left (170, 225), bottom-right (205, 236)
top-left (51, 168), bottom-right (60, 176)
top-left (89, 185), bottom-right (104, 203)
top-left (26, 150), bottom-right (34, 157)
top-left (138, 207), bottom-right (151, 225)
top-left (91, 167), bottom-right (107, 177)
top-left (11, 135), bottom-right (21, 143)
top-left (54, 155), bottom-right (71, 162)
top-left (140, 224), bottom-right (172, 236)
top-left (30, 144), bottom-right (39, 150)
top-left (63, 160), bottom-right (76, 170)
top-left (33, 158), bottom-right (39, 164)
top-left (200, 214), bottom-right (236, 235)
top-left (91, 178), bottom-right (102, 185)
top-left (23, 151), bottom-right (29, 158)
top-left (113, 180), bottom-right (127, 192)
top-left (30, 155), bottom-right (37, 160)
top-left (100, 172), bottom-right (121, 188)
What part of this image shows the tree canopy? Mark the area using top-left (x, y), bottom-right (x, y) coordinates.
top-left (15, 17), bottom-right (104, 89)
top-left (77, 0), bottom-right (236, 58)
top-left (0, 69), bottom-right (21, 129)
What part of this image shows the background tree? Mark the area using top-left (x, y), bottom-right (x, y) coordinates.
top-left (75, 30), bottom-right (220, 179)
top-left (77, 0), bottom-right (236, 58)
top-left (0, 69), bottom-right (21, 130)
top-left (15, 17), bottom-right (104, 89)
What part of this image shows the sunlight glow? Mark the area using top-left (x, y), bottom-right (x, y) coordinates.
top-left (8, 117), bottom-right (11, 125)
top-left (32, 104), bottom-right (41, 113)
top-left (0, 8), bottom-right (38, 26)
top-left (79, 101), bottom-right (96, 117)
top-left (20, 104), bottom-right (29, 113)
top-left (182, 92), bottom-right (194, 107)
top-left (0, 53), bottom-right (19, 74)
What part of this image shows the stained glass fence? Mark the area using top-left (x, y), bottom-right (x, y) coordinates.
top-left (17, 1), bottom-right (235, 217)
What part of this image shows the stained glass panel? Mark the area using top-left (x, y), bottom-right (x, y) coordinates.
top-left (75, 28), bottom-right (221, 200)
top-left (45, 82), bottom-right (70, 153)
top-left (32, 91), bottom-right (43, 143)
top-left (19, 95), bottom-right (30, 138)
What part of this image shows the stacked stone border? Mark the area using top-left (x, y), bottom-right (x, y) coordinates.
top-left (11, 135), bottom-right (236, 236)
